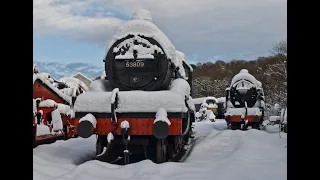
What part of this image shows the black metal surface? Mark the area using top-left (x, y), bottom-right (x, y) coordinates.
top-left (152, 121), bottom-right (169, 139)
top-left (77, 121), bottom-right (94, 138)
top-left (229, 86), bottom-right (258, 108)
top-left (105, 35), bottom-right (173, 91)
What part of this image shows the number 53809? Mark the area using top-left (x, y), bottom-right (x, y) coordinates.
top-left (125, 61), bottom-right (145, 67)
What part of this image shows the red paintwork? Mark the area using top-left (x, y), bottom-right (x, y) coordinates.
top-left (74, 117), bottom-right (182, 136)
top-left (33, 79), bottom-right (76, 146)
top-left (61, 115), bottom-right (74, 139)
top-left (33, 80), bottom-right (66, 104)
top-left (35, 107), bottom-right (75, 140)
top-left (230, 115), bottom-right (262, 123)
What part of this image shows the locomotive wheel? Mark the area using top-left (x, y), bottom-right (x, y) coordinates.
top-left (230, 123), bottom-right (237, 130)
top-left (156, 139), bottom-right (167, 163)
top-left (253, 123), bottom-right (261, 130)
top-left (251, 123), bottom-right (257, 129)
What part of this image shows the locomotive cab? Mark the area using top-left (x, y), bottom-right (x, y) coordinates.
top-left (182, 61), bottom-right (193, 94)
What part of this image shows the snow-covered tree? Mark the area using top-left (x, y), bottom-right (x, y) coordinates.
top-left (192, 76), bottom-right (230, 98)
top-left (192, 76), bottom-right (215, 97)
top-left (211, 77), bottom-right (230, 98)
top-left (263, 40), bottom-right (287, 117)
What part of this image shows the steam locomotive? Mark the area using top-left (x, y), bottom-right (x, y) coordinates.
top-left (71, 9), bottom-right (195, 164)
top-left (224, 69), bottom-right (265, 130)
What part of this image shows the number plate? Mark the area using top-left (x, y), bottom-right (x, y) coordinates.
top-left (125, 61), bottom-right (145, 68)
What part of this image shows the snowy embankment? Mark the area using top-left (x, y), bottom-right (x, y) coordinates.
top-left (265, 125), bottom-right (282, 133)
top-left (33, 136), bottom-right (96, 180)
top-left (34, 122), bottom-right (286, 180)
top-left (195, 119), bottom-right (228, 133)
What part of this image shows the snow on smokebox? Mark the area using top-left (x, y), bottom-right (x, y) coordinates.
top-left (106, 9), bottom-right (192, 81)
top-left (132, 9), bottom-right (152, 22)
top-left (79, 113), bottom-right (97, 129)
top-left (231, 69), bottom-right (259, 87)
top-left (154, 108), bottom-right (171, 125)
top-left (114, 35), bottom-right (164, 60)
top-left (106, 9), bottom-right (176, 64)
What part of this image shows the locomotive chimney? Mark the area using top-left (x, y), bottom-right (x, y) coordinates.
top-left (153, 108), bottom-right (171, 139)
top-left (77, 113), bottom-right (97, 138)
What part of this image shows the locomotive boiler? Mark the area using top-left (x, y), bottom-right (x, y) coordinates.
top-left (224, 69), bottom-right (265, 130)
top-left (71, 9), bottom-right (195, 164)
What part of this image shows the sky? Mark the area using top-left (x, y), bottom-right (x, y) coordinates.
top-left (33, 0), bottom-right (287, 77)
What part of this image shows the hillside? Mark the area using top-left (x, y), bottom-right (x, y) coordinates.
top-left (191, 40), bottom-right (287, 117)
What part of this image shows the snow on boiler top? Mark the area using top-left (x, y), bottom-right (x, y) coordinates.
top-left (106, 9), bottom-right (176, 62)
top-left (230, 69), bottom-right (259, 87)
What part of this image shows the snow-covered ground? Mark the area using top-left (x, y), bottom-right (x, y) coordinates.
top-left (33, 121), bottom-right (287, 180)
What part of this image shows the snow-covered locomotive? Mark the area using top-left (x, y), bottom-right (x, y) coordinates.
top-left (72, 9), bottom-right (195, 164)
top-left (224, 69), bottom-right (265, 130)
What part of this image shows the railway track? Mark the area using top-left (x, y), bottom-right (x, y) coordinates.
top-left (177, 136), bottom-right (204, 162)
top-left (105, 131), bottom-right (224, 165)
top-left (100, 135), bottom-right (208, 165)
